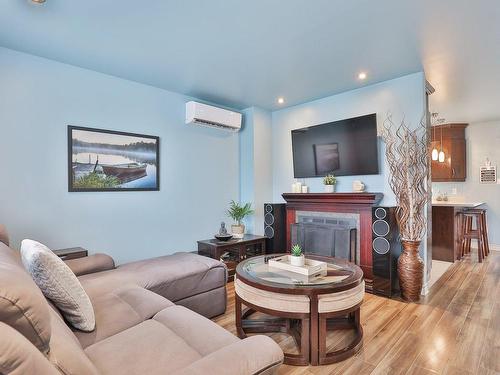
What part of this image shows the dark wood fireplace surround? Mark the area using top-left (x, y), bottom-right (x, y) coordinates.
top-left (281, 192), bottom-right (383, 291)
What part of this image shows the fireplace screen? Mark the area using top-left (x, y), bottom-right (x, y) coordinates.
top-left (291, 222), bottom-right (357, 263)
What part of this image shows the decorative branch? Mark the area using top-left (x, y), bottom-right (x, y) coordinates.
top-left (381, 114), bottom-right (430, 241)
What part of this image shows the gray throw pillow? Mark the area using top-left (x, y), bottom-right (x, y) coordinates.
top-left (20, 239), bottom-right (95, 332)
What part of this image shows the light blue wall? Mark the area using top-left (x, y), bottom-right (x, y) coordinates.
top-left (433, 121), bottom-right (500, 246)
top-left (270, 72), bottom-right (431, 289)
top-left (271, 72), bottom-right (426, 206)
top-left (239, 107), bottom-right (273, 235)
top-left (0, 47), bottom-right (239, 264)
top-left (239, 108), bottom-right (255, 233)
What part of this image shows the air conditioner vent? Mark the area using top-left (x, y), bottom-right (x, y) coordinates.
top-left (186, 101), bottom-right (242, 132)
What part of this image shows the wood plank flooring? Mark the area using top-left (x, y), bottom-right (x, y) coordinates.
top-left (212, 251), bottom-right (500, 374)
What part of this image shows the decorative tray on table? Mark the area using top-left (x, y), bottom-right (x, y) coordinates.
top-left (268, 255), bottom-right (327, 277)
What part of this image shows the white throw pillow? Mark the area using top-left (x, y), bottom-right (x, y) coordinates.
top-left (20, 239), bottom-right (95, 332)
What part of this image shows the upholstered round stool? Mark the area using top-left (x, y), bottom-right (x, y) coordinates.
top-left (317, 281), bottom-right (364, 364)
top-left (235, 277), bottom-right (311, 365)
top-left (235, 255), bottom-right (364, 366)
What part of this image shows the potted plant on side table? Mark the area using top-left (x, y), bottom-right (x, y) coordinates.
top-left (323, 174), bottom-right (337, 193)
top-left (290, 244), bottom-right (305, 266)
top-left (227, 200), bottom-right (254, 239)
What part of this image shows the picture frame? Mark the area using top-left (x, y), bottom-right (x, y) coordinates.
top-left (68, 125), bottom-right (160, 192)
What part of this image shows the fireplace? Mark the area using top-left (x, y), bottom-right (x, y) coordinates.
top-left (291, 212), bottom-right (358, 263)
top-left (282, 192), bottom-right (383, 289)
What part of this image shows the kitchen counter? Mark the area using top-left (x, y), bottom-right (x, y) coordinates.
top-left (432, 201), bottom-right (485, 262)
top-left (432, 201), bottom-right (485, 208)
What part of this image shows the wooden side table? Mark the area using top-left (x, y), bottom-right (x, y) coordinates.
top-left (197, 234), bottom-right (266, 280)
top-left (53, 247), bottom-right (88, 260)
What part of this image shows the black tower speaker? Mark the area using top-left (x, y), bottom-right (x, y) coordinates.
top-left (372, 207), bottom-right (401, 297)
top-left (264, 203), bottom-right (286, 254)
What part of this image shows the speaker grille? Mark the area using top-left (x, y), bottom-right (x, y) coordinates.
top-left (374, 207), bottom-right (387, 220)
top-left (265, 204), bottom-right (273, 213)
top-left (264, 226), bottom-right (274, 239)
top-left (372, 220), bottom-right (390, 237)
top-left (264, 213), bottom-right (275, 226)
top-left (373, 237), bottom-right (390, 254)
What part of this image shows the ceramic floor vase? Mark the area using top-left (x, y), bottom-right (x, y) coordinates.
top-left (398, 239), bottom-right (424, 301)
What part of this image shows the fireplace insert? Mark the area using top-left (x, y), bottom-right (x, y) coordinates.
top-left (291, 221), bottom-right (357, 263)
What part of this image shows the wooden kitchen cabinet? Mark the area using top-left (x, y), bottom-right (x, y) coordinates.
top-left (431, 124), bottom-right (467, 182)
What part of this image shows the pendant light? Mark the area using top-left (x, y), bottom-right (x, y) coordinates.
top-left (431, 113), bottom-right (439, 161)
top-left (431, 125), bottom-right (439, 160)
top-left (438, 125), bottom-right (445, 163)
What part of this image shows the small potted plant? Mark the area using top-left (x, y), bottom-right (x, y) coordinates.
top-left (323, 174), bottom-right (337, 193)
top-left (227, 200), bottom-right (254, 239)
top-left (290, 244), bottom-right (305, 267)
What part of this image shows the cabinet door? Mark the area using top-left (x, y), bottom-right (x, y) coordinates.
top-left (450, 139), bottom-right (466, 181)
top-left (431, 139), bottom-right (452, 181)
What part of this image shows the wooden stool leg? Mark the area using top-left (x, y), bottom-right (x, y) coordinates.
top-left (310, 295), bottom-right (319, 366)
top-left (477, 217), bottom-right (483, 263)
top-left (235, 295), bottom-right (245, 338)
top-left (460, 214), bottom-right (468, 257)
top-left (465, 216), bottom-right (473, 255)
top-left (457, 213), bottom-right (465, 259)
top-left (301, 317), bottom-right (310, 364)
top-left (481, 212), bottom-right (490, 256)
top-left (318, 315), bottom-right (327, 364)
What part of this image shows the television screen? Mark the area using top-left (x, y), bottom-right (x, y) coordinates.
top-left (291, 113), bottom-right (379, 178)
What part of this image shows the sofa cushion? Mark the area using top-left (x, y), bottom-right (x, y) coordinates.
top-left (47, 306), bottom-right (100, 375)
top-left (0, 322), bottom-right (59, 375)
top-left (20, 239), bottom-right (95, 332)
top-left (75, 285), bottom-right (174, 348)
top-left (79, 252), bottom-right (227, 304)
top-left (65, 253), bottom-right (115, 276)
top-left (85, 319), bottom-right (202, 375)
top-left (175, 286), bottom-right (227, 318)
top-left (171, 336), bottom-right (284, 375)
top-left (0, 243), bottom-right (52, 353)
top-left (153, 305), bottom-right (238, 356)
top-left (117, 252), bottom-right (227, 301)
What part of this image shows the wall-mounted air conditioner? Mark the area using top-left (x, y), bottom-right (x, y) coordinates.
top-left (185, 101), bottom-right (242, 132)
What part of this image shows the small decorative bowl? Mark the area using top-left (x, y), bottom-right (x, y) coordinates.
top-left (215, 234), bottom-right (233, 241)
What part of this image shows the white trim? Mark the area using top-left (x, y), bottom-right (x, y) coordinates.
top-left (421, 281), bottom-right (429, 295)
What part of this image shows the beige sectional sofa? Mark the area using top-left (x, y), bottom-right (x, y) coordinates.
top-left (0, 227), bottom-right (283, 375)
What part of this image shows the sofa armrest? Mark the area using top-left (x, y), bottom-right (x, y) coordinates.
top-left (65, 253), bottom-right (115, 276)
top-left (172, 336), bottom-right (283, 375)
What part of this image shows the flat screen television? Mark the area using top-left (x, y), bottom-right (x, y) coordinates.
top-left (291, 113), bottom-right (379, 178)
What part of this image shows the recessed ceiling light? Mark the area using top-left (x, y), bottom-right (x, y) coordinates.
top-left (31, 0), bottom-right (46, 3)
top-left (277, 97), bottom-right (285, 104)
top-left (358, 72), bottom-right (367, 80)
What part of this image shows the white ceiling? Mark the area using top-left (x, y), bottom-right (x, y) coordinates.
top-left (0, 0), bottom-right (499, 122)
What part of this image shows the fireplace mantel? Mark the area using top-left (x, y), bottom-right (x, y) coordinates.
top-left (282, 192), bottom-right (384, 290)
top-left (282, 192), bottom-right (383, 207)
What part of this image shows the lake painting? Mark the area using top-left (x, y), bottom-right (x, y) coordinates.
top-left (68, 126), bottom-right (159, 192)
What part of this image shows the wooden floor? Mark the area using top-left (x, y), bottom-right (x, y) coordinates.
top-left (212, 251), bottom-right (500, 374)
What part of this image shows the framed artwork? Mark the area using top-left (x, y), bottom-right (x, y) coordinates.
top-left (68, 126), bottom-right (160, 192)
top-left (314, 143), bottom-right (340, 175)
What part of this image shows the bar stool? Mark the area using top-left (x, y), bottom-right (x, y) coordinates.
top-left (457, 209), bottom-right (489, 262)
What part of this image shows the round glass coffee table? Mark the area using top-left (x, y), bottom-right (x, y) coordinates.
top-left (235, 254), bottom-right (364, 366)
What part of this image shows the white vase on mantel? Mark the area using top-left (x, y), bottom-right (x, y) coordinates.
top-left (324, 184), bottom-right (335, 193)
